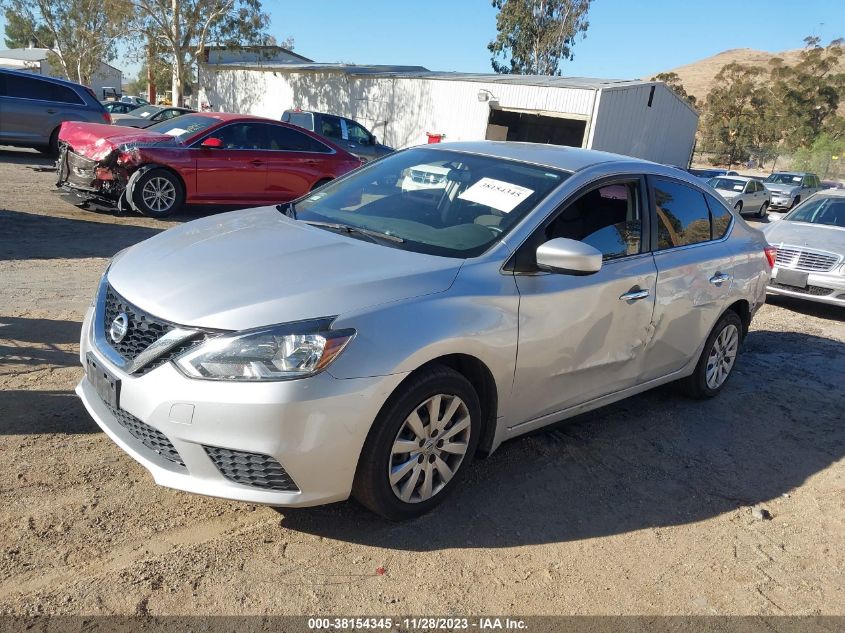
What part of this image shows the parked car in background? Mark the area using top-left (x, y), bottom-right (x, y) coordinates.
top-left (120, 95), bottom-right (149, 107)
top-left (111, 105), bottom-right (195, 129)
top-left (821, 180), bottom-right (844, 190)
top-left (0, 68), bottom-right (111, 155)
top-left (689, 167), bottom-right (739, 180)
top-left (707, 175), bottom-right (771, 218)
top-left (282, 109), bottom-right (393, 162)
top-left (55, 112), bottom-right (361, 217)
top-left (102, 101), bottom-right (139, 115)
top-left (75, 142), bottom-right (772, 519)
top-left (763, 172), bottom-right (823, 213)
top-left (763, 190), bottom-right (845, 306)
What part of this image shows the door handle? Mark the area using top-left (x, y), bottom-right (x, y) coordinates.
top-left (709, 272), bottom-right (731, 285)
top-left (249, 159), bottom-right (264, 166)
top-left (619, 288), bottom-right (650, 301)
top-left (46, 109), bottom-right (56, 114)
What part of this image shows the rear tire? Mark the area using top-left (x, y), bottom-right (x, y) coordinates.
top-left (130, 168), bottom-right (184, 218)
top-left (352, 365), bottom-right (481, 520)
top-left (679, 311), bottom-right (743, 399)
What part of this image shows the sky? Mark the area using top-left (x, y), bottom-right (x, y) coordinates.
top-left (2, 0), bottom-right (844, 81)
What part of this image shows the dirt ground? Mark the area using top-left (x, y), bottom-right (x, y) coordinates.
top-left (1, 146), bottom-right (843, 617)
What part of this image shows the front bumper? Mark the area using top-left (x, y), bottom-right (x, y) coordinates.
top-left (77, 306), bottom-right (408, 506)
top-left (766, 269), bottom-right (845, 306)
top-left (768, 195), bottom-right (795, 210)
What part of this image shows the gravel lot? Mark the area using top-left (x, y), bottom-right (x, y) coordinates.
top-left (1, 146), bottom-right (843, 616)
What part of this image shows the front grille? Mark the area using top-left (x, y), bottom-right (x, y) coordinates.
top-left (102, 284), bottom-right (209, 375)
top-left (775, 246), bottom-right (840, 272)
top-left (104, 402), bottom-right (186, 468)
top-left (204, 446), bottom-right (299, 492)
top-left (770, 282), bottom-right (834, 296)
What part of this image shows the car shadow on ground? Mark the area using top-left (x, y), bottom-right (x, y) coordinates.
top-left (0, 146), bottom-right (55, 167)
top-left (0, 316), bottom-right (96, 435)
top-left (0, 209), bottom-right (163, 260)
top-left (765, 294), bottom-right (844, 321)
top-left (276, 329), bottom-right (845, 549)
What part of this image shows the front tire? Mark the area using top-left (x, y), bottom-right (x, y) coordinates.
top-left (131, 168), bottom-right (184, 218)
top-left (734, 200), bottom-right (743, 214)
top-left (758, 201), bottom-right (768, 218)
top-left (352, 365), bottom-right (481, 520)
top-left (679, 311), bottom-right (743, 399)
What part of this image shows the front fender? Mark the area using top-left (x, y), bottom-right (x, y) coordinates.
top-left (328, 259), bottom-right (520, 410)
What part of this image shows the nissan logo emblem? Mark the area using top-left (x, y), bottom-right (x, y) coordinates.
top-left (110, 313), bottom-right (129, 344)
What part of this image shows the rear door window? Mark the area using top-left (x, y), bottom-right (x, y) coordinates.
top-left (4, 74), bottom-right (82, 104)
top-left (653, 178), bottom-right (713, 249)
top-left (260, 124), bottom-right (331, 153)
top-left (320, 115), bottom-right (343, 140)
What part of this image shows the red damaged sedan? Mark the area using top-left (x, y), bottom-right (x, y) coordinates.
top-left (55, 112), bottom-right (362, 217)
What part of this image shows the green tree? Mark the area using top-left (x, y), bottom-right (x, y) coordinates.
top-left (128, 0), bottom-right (269, 107)
top-left (650, 72), bottom-right (697, 107)
top-left (792, 133), bottom-right (845, 179)
top-left (2, 8), bottom-right (53, 48)
top-left (488, 0), bottom-right (591, 75)
top-left (767, 37), bottom-right (845, 152)
top-left (0, 0), bottom-right (133, 86)
top-left (701, 63), bottom-right (771, 167)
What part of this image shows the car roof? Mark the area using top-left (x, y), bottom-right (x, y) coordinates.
top-left (0, 67), bottom-right (89, 91)
top-left (712, 175), bottom-right (752, 181)
top-left (421, 141), bottom-right (661, 174)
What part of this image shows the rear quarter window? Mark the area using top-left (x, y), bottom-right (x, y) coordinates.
top-left (705, 193), bottom-right (733, 239)
top-left (3, 73), bottom-right (83, 104)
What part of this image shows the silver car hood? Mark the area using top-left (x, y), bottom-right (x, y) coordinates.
top-left (763, 183), bottom-right (799, 195)
top-left (107, 207), bottom-right (463, 330)
top-left (763, 220), bottom-right (845, 253)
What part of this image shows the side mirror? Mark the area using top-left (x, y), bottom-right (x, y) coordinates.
top-left (200, 137), bottom-right (223, 149)
top-left (536, 238), bottom-right (602, 275)
top-left (371, 135), bottom-right (378, 145)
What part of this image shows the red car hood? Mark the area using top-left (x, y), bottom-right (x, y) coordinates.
top-left (58, 121), bottom-right (178, 161)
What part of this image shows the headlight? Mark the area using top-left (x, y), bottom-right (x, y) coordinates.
top-left (174, 319), bottom-right (355, 381)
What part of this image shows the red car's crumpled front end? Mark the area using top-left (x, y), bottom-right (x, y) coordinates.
top-left (55, 121), bottom-right (178, 210)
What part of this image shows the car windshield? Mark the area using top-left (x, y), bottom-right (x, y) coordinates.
top-left (784, 197), bottom-right (845, 228)
top-left (291, 148), bottom-right (569, 258)
top-left (146, 114), bottom-right (220, 141)
top-left (766, 173), bottom-right (803, 185)
top-left (709, 177), bottom-right (746, 191)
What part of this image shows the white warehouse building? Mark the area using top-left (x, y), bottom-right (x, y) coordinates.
top-left (198, 61), bottom-right (698, 167)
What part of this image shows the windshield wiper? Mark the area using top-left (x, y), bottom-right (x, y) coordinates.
top-left (303, 220), bottom-right (405, 243)
top-left (276, 202), bottom-right (297, 219)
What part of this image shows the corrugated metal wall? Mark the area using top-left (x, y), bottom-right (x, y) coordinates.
top-left (588, 83), bottom-right (698, 167)
top-left (198, 67), bottom-right (596, 148)
top-left (198, 66), bottom-right (697, 166)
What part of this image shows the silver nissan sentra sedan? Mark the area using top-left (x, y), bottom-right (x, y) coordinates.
top-left (77, 142), bottom-right (773, 520)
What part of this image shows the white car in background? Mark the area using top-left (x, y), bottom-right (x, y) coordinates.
top-left (707, 176), bottom-right (771, 219)
top-left (401, 163), bottom-right (451, 191)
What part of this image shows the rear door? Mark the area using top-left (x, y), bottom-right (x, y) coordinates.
top-left (510, 176), bottom-right (658, 422)
top-left (192, 122), bottom-right (268, 202)
top-left (641, 177), bottom-right (734, 381)
top-left (261, 123), bottom-right (337, 201)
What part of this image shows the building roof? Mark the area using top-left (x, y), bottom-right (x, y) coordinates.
top-left (199, 61), bottom-right (643, 89)
top-left (202, 44), bottom-right (313, 63)
top-left (0, 47), bottom-right (50, 62)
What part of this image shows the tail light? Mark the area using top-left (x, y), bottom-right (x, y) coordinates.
top-left (764, 245), bottom-right (777, 268)
top-left (102, 112), bottom-right (112, 124)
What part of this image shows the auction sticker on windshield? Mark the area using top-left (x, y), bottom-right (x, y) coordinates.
top-left (165, 128), bottom-right (187, 137)
top-left (458, 177), bottom-right (534, 213)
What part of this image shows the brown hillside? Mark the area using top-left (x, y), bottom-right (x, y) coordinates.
top-left (654, 47), bottom-right (845, 101)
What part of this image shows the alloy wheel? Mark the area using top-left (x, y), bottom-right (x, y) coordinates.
top-left (141, 176), bottom-right (177, 213)
top-left (388, 393), bottom-right (471, 503)
top-left (706, 324), bottom-right (739, 390)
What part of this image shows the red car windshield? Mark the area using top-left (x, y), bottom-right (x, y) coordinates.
top-left (146, 114), bottom-right (220, 142)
